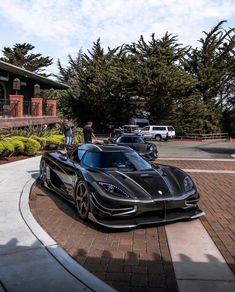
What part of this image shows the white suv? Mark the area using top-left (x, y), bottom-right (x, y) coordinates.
top-left (140, 125), bottom-right (175, 141)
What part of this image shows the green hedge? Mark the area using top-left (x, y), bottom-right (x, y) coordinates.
top-left (31, 134), bottom-right (65, 149)
top-left (0, 132), bottom-right (83, 159)
top-left (10, 139), bottom-right (25, 154)
top-left (0, 142), bottom-right (5, 155)
top-left (31, 134), bottom-right (83, 149)
top-left (14, 137), bottom-right (41, 156)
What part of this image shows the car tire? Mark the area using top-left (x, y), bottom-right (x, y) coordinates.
top-left (155, 134), bottom-right (162, 141)
top-left (75, 179), bottom-right (90, 220)
top-left (40, 160), bottom-right (49, 188)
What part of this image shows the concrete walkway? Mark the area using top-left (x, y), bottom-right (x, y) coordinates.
top-left (0, 157), bottom-right (114, 292)
top-left (166, 220), bottom-right (235, 292)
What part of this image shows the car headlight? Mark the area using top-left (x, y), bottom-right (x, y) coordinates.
top-left (183, 176), bottom-right (194, 192)
top-left (98, 182), bottom-right (130, 198)
top-left (149, 144), bottom-right (156, 151)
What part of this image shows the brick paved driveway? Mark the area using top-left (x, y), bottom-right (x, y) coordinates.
top-left (30, 183), bottom-right (178, 292)
top-left (30, 159), bottom-right (235, 291)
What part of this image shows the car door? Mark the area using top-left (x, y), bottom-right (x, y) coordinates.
top-left (50, 151), bottom-right (82, 201)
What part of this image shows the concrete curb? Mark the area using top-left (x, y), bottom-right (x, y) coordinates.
top-left (20, 176), bottom-right (115, 292)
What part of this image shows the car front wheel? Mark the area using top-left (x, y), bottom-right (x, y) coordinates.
top-left (40, 160), bottom-right (49, 188)
top-left (75, 180), bottom-right (90, 220)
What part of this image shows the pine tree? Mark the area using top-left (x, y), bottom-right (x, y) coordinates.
top-left (1, 43), bottom-right (53, 75)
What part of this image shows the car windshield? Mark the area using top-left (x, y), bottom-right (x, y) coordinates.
top-left (133, 137), bottom-right (145, 143)
top-left (116, 136), bottom-right (145, 144)
top-left (82, 151), bottom-right (152, 171)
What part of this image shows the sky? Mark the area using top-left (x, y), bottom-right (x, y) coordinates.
top-left (0, 0), bottom-right (235, 75)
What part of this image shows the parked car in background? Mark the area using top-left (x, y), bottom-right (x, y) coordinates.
top-left (140, 125), bottom-right (176, 141)
top-left (122, 125), bottom-right (140, 133)
top-left (129, 118), bottom-right (150, 128)
top-left (112, 134), bottom-right (158, 160)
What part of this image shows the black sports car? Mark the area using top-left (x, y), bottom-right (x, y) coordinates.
top-left (109, 134), bottom-right (158, 160)
top-left (40, 144), bottom-right (204, 228)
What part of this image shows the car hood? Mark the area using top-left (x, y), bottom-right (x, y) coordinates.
top-left (90, 165), bottom-right (191, 200)
top-left (130, 143), bottom-right (150, 153)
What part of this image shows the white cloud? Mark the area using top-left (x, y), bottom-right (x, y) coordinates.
top-left (0, 0), bottom-right (234, 72)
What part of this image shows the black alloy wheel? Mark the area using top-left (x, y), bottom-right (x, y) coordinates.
top-left (75, 180), bottom-right (90, 219)
top-left (40, 161), bottom-right (49, 187)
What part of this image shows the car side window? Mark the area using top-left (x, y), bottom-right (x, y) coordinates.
top-left (168, 126), bottom-right (174, 131)
top-left (153, 126), bottom-right (166, 131)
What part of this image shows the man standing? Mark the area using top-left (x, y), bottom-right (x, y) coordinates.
top-left (83, 121), bottom-right (96, 143)
top-left (63, 118), bottom-right (73, 145)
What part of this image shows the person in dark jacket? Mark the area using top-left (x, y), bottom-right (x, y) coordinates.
top-left (63, 118), bottom-right (73, 145)
top-left (83, 121), bottom-right (96, 143)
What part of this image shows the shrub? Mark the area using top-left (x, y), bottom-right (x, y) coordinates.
top-left (0, 140), bottom-right (15, 157)
top-left (1, 141), bottom-right (15, 153)
top-left (32, 134), bottom-right (65, 149)
top-left (14, 137), bottom-right (41, 156)
top-left (74, 128), bottom-right (83, 144)
top-left (0, 142), bottom-right (5, 155)
top-left (10, 138), bottom-right (25, 154)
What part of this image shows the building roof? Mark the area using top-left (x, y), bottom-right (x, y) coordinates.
top-left (0, 60), bottom-right (69, 90)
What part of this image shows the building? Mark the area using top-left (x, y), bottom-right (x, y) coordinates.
top-left (0, 60), bottom-right (69, 128)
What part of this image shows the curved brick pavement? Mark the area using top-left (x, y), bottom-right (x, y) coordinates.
top-left (30, 182), bottom-right (178, 292)
top-left (29, 159), bottom-right (235, 291)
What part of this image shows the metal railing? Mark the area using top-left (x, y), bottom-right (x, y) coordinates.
top-left (43, 102), bottom-right (53, 116)
top-left (31, 101), bottom-right (39, 116)
top-left (0, 99), bottom-right (53, 118)
top-left (0, 99), bottom-right (18, 117)
top-left (23, 101), bottom-right (31, 116)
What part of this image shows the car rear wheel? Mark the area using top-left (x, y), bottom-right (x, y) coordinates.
top-left (155, 134), bottom-right (162, 141)
top-left (75, 180), bottom-right (90, 220)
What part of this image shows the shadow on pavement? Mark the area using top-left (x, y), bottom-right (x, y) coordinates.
top-left (199, 146), bottom-right (235, 155)
top-left (1, 237), bottom-right (235, 292)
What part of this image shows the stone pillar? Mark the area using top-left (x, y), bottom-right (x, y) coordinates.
top-left (46, 99), bottom-right (57, 116)
top-left (31, 97), bottom-right (43, 116)
top-left (9, 95), bottom-right (23, 117)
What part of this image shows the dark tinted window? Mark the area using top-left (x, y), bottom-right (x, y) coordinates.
top-left (82, 151), bottom-right (152, 171)
top-left (117, 136), bottom-right (145, 144)
top-left (153, 126), bottom-right (166, 131)
top-left (117, 136), bottom-right (133, 143)
top-left (132, 137), bottom-right (145, 143)
top-left (167, 126), bottom-right (175, 131)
